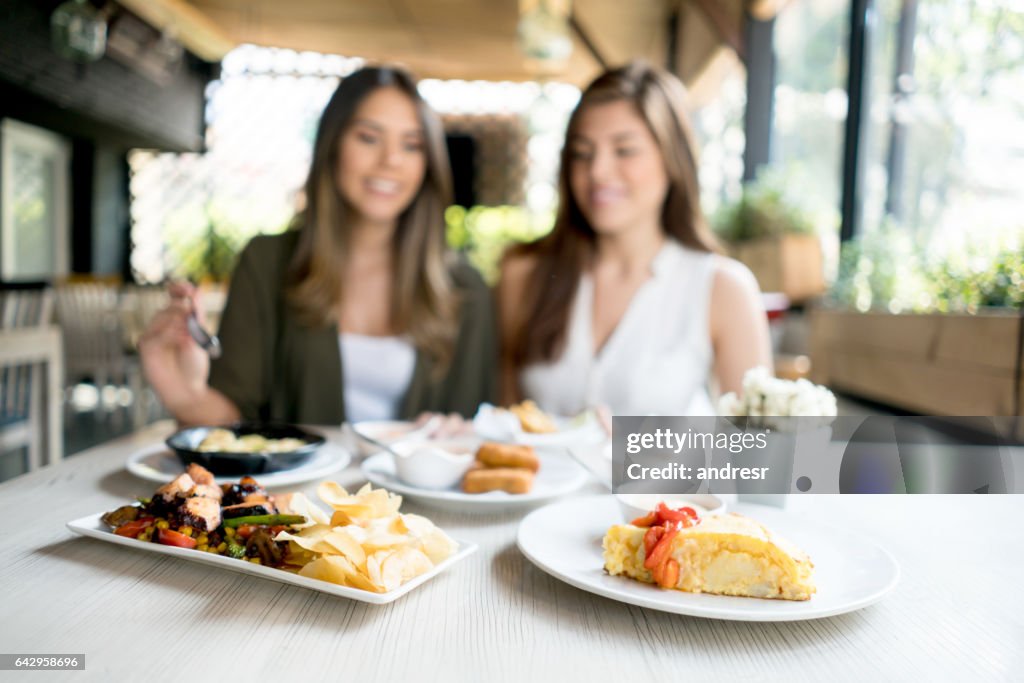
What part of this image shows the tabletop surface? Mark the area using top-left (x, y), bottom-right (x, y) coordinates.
top-left (2, 421), bottom-right (1023, 682)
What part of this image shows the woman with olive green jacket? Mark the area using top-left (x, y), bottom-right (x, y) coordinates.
top-left (139, 67), bottom-right (496, 426)
top-left (208, 230), bottom-right (497, 424)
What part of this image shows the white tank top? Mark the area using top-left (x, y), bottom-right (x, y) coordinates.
top-left (339, 333), bottom-right (416, 423)
top-left (520, 239), bottom-right (716, 416)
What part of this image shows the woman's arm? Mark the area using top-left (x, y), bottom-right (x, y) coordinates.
top-left (709, 257), bottom-right (773, 396)
top-left (138, 282), bottom-right (241, 426)
top-left (496, 252), bottom-right (536, 405)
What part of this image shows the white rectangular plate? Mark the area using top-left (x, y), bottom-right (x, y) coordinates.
top-left (67, 512), bottom-right (477, 605)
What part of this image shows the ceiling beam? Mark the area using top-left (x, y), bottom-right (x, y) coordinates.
top-left (568, 10), bottom-right (609, 71)
top-left (116, 0), bottom-right (236, 62)
top-left (689, 0), bottom-right (745, 63)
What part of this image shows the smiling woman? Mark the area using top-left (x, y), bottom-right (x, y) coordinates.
top-left (138, 66), bottom-right (497, 426)
top-left (499, 61), bottom-right (772, 417)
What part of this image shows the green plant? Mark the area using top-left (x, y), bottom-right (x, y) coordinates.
top-left (164, 203), bottom-right (288, 283)
top-left (831, 226), bottom-right (1023, 313)
top-left (445, 205), bottom-right (554, 283)
top-left (713, 168), bottom-right (818, 243)
top-left (928, 245), bottom-right (1024, 313)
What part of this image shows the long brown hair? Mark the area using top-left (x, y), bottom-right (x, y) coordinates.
top-left (509, 60), bottom-right (720, 367)
top-left (287, 66), bottom-right (458, 368)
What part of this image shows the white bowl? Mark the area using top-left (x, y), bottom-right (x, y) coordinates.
top-left (615, 493), bottom-right (727, 523)
top-left (390, 438), bottom-right (478, 490)
top-left (350, 421), bottom-right (415, 457)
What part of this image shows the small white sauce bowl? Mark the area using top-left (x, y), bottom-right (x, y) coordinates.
top-left (615, 493), bottom-right (727, 523)
top-left (391, 439), bottom-right (477, 490)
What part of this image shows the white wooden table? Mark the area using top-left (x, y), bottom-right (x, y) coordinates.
top-left (2, 421), bottom-right (1022, 682)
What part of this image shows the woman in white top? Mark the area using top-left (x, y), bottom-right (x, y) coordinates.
top-left (139, 67), bottom-right (496, 426)
top-left (499, 61), bottom-right (771, 416)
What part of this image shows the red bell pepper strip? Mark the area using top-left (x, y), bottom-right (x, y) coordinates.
top-left (156, 528), bottom-right (198, 549)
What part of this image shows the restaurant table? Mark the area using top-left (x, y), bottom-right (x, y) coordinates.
top-left (2, 421), bottom-right (1022, 682)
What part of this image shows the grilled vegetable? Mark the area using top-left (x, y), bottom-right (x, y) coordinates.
top-left (102, 505), bottom-right (140, 528)
top-left (156, 528), bottom-right (198, 549)
top-left (222, 514), bottom-right (305, 528)
top-left (113, 518), bottom-right (153, 538)
top-left (224, 540), bottom-right (247, 559)
top-left (245, 529), bottom-right (283, 565)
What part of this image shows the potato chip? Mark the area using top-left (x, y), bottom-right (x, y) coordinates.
top-left (287, 482), bottom-right (456, 593)
top-left (401, 514), bottom-right (458, 564)
top-left (316, 481), bottom-right (352, 507)
top-left (282, 546), bottom-right (317, 568)
top-left (419, 531), bottom-right (458, 565)
top-left (319, 482), bottom-right (402, 526)
top-left (401, 513), bottom-right (437, 537)
top-left (388, 515), bottom-right (409, 535)
top-left (367, 548), bottom-right (434, 592)
top-left (275, 525), bottom-right (335, 554)
top-left (274, 492), bottom-right (330, 527)
top-left (322, 528), bottom-right (368, 568)
top-left (329, 507), bottom-right (370, 527)
top-left (360, 517), bottom-right (416, 551)
top-left (299, 555), bottom-right (383, 593)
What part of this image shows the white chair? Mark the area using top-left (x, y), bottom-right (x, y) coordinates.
top-left (0, 288), bottom-right (63, 473)
top-left (54, 282), bottom-right (128, 391)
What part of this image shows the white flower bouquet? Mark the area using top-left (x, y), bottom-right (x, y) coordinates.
top-left (717, 367), bottom-right (837, 431)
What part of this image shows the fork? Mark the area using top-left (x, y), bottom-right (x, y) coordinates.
top-left (186, 309), bottom-right (221, 359)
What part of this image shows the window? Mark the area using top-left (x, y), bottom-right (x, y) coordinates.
top-left (0, 119), bottom-right (70, 282)
top-left (863, 0), bottom-right (1024, 251)
top-left (772, 0), bottom-right (851, 219)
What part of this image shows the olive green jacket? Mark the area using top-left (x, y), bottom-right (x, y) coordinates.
top-left (209, 231), bottom-right (497, 425)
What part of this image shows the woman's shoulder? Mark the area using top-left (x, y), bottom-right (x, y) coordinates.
top-left (239, 230), bottom-right (301, 266)
top-left (709, 254), bottom-right (760, 299)
top-left (708, 254), bottom-right (764, 336)
top-left (232, 231), bottom-right (302, 291)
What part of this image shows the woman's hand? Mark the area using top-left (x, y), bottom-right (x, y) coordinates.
top-left (137, 282), bottom-right (210, 416)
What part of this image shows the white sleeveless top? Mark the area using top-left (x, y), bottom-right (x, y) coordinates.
top-left (339, 333), bottom-right (416, 423)
top-left (520, 240), bottom-right (716, 416)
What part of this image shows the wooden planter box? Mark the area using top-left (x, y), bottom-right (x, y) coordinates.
top-left (730, 234), bottom-right (825, 303)
top-left (809, 307), bottom-right (1023, 428)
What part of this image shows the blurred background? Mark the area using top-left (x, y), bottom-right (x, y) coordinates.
top-left (0, 0), bottom-right (1021, 480)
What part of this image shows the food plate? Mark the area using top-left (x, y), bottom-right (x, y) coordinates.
top-left (361, 450), bottom-right (590, 511)
top-left (166, 423), bottom-right (326, 475)
top-left (126, 442), bottom-right (351, 488)
top-left (472, 407), bottom-right (606, 449)
top-left (511, 417), bottom-right (606, 448)
top-left (67, 512), bottom-right (477, 605)
top-left (517, 496), bottom-right (899, 621)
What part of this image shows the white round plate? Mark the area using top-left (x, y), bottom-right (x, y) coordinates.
top-left (361, 450), bottom-right (590, 512)
top-left (517, 496), bottom-right (900, 621)
top-left (475, 412), bottom-right (606, 449)
top-left (126, 442), bottom-right (351, 488)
